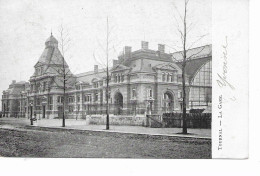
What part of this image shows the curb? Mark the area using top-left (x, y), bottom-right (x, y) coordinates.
top-left (24, 125), bottom-right (211, 140)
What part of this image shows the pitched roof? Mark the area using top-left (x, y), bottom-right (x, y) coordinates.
top-left (32, 35), bottom-right (71, 77)
top-left (75, 69), bottom-right (108, 83)
top-left (35, 45), bottom-right (69, 67)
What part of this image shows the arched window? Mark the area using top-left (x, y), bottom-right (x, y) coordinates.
top-left (147, 88), bottom-right (153, 98)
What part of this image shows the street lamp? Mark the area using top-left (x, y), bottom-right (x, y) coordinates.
top-left (30, 102), bottom-right (33, 125)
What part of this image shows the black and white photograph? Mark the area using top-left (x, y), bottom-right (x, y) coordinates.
top-left (0, 0), bottom-right (251, 167)
top-left (0, 0), bottom-right (212, 159)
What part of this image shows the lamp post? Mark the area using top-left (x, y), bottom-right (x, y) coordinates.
top-left (30, 102), bottom-right (33, 125)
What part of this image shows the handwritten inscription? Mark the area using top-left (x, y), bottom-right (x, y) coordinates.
top-left (216, 36), bottom-right (235, 91)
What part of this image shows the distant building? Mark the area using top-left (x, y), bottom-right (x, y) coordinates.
top-left (1, 34), bottom-right (212, 119)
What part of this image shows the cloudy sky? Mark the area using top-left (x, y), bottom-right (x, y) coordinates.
top-left (0, 0), bottom-right (211, 105)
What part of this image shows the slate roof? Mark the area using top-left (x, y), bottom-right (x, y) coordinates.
top-left (5, 81), bottom-right (27, 95)
top-left (32, 35), bottom-right (70, 77)
top-left (75, 68), bottom-right (108, 84)
top-left (35, 45), bottom-right (69, 67)
top-left (171, 44), bottom-right (212, 61)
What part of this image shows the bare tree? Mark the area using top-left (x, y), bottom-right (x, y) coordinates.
top-left (92, 17), bottom-right (122, 130)
top-left (171, 0), bottom-right (208, 134)
top-left (37, 25), bottom-right (75, 127)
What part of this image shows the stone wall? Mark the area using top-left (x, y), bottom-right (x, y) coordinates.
top-left (86, 114), bottom-right (146, 126)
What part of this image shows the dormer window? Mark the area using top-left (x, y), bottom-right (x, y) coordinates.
top-left (162, 73), bottom-right (165, 82)
top-left (93, 82), bottom-right (98, 88)
top-left (118, 74), bottom-right (121, 82)
top-left (121, 74), bottom-right (124, 82)
top-left (167, 73), bottom-right (170, 82)
top-left (40, 67), bottom-right (43, 75)
top-left (171, 73), bottom-right (175, 82)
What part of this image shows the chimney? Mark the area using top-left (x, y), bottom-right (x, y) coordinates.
top-left (94, 65), bottom-right (98, 73)
top-left (12, 80), bottom-right (16, 84)
top-left (113, 60), bottom-right (118, 66)
top-left (158, 44), bottom-right (165, 53)
top-left (124, 46), bottom-right (132, 60)
top-left (141, 41), bottom-right (149, 50)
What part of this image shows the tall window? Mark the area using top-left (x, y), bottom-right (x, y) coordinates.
top-left (118, 75), bottom-right (121, 82)
top-left (132, 88), bottom-right (136, 98)
top-left (167, 73), bottom-right (170, 82)
top-left (114, 74), bottom-right (117, 83)
top-left (162, 73), bottom-right (165, 82)
top-left (69, 106), bottom-right (74, 112)
top-left (95, 93), bottom-right (98, 102)
top-left (57, 96), bottom-right (64, 103)
top-left (170, 74), bottom-right (174, 82)
top-left (43, 82), bottom-right (46, 91)
top-left (147, 89), bottom-right (152, 98)
top-left (49, 96), bottom-right (53, 105)
top-left (86, 94), bottom-right (92, 102)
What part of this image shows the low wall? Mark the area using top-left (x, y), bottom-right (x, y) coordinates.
top-left (86, 115), bottom-right (146, 126)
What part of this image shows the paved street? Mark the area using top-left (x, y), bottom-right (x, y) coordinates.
top-left (0, 118), bottom-right (211, 158)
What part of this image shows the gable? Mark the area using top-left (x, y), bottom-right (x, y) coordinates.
top-left (153, 63), bottom-right (181, 72)
top-left (111, 64), bottom-right (130, 72)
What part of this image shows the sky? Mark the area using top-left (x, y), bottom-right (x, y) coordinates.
top-left (0, 0), bottom-right (211, 107)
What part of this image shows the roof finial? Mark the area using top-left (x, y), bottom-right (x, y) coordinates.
top-left (51, 29), bottom-right (53, 36)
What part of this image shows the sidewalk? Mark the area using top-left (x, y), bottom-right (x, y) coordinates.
top-left (0, 118), bottom-right (211, 139)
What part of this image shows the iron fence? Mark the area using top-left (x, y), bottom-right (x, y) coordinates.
top-left (162, 112), bottom-right (211, 129)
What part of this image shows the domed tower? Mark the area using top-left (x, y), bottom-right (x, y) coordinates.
top-left (30, 33), bottom-right (75, 87)
top-left (45, 32), bottom-right (58, 48)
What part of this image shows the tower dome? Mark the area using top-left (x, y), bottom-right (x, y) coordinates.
top-left (45, 33), bottom-right (58, 48)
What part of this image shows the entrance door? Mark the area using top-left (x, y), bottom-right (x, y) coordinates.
top-left (163, 92), bottom-right (174, 113)
top-left (42, 105), bottom-right (46, 118)
top-left (114, 92), bottom-right (123, 115)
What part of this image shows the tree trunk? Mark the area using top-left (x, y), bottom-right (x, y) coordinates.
top-left (182, 0), bottom-right (188, 134)
top-left (182, 66), bottom-right (187, 134)
top-left (106, 17), bottom-right (109, 130)
top-left (62, 78), bottom-right (66, 127)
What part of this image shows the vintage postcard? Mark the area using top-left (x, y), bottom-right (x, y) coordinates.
top-left (0, 0), bottom-right (248, 161)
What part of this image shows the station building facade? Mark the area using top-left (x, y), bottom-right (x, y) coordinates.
top-left (1, 35), bottom-right (212, 119)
